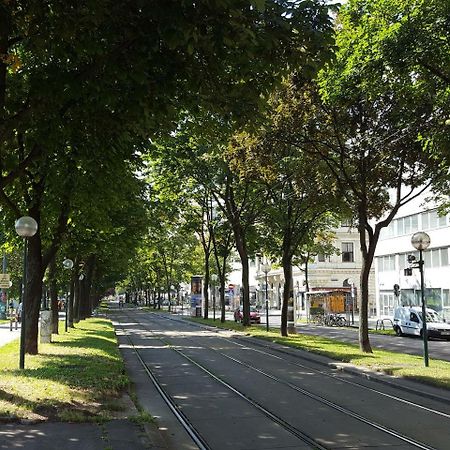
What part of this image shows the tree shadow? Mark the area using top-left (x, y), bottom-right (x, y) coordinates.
top-left (0, 387), bottom-right (97, 421)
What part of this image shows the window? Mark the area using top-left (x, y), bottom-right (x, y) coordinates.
top-left (443, 289), bottom-right (450, 308)
top-left (432, 249), bottom-right (440, 268)
top-left (380, 293), bottom-right (396, 317)
top-left (396, 219), bottom-right (404, 235)
top-left (410, 312), bottom-right (419, 323)
top-left (442, 248), bottom-right (449, 266)
top-left (378, 255), bottom-right (395, 272)
top-left (421, 248), bottom-right (449, 268)
top-left (342, 242), bottom-right (354, 262)
top-left (380, 223), bottom-right (394, 239)
top-left (422, 209), bottom-right (447, 230)
top-left (317, 253), bottom-right (325, 262)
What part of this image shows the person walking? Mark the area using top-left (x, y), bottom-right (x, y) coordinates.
top-left (9, 301), bottom-right (17, 331)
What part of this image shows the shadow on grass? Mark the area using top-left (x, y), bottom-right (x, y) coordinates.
top-left (10, 351), bottom-right (127, 393)
top-left (51, 333), bottom-right (118, 354)
top-left (0, 387), bottom-right (98, 421)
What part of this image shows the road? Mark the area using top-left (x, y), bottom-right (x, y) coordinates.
top-left (112, 307), bottom-right (450, 450)
top-left (174, 307), bottom-right (450, 362)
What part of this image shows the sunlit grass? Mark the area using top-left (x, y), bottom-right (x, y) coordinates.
top-left (0, 318), bottom-right (128, 421)
top-left (190, 317), bottom-right (450, 389)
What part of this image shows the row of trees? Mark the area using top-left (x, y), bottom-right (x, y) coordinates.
top-left (0, 1), bottom-right (334, 355)
top-left (1, 0), bottom-right (447, 355)
top-left (124, 0), bottom-right (449, 353)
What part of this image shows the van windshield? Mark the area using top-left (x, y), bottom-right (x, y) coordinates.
top-left (417, 311), bottom-right (444, 323)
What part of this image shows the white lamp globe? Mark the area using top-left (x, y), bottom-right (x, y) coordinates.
top-left (411, 232), bottom-right (431, 251)
top-left (15, 216), bottom-right (38, 237)
top-left (63, 258), bottom-right (74, 269)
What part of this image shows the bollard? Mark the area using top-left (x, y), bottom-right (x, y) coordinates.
top-left (40, 310), bottom-right (52, 343)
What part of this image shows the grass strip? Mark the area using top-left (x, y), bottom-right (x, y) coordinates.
top-left (0, 318), bottom-right (128, 422)
top-left (188, 317), bottom-right (450, 389)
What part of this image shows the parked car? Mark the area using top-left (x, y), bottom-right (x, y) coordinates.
top-left (393, 306), bottom-right (450, 340)
top-left (234, 306), bottom-right (261, 324)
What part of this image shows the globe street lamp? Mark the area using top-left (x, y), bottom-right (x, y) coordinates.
top-left (260, 262), bottom-right (271, 332)
top-left (63, 258), bottom-right (74, 332)
top-left (211, 274), bottom-right (218, 321)
top-left (411, 231), bottom-right (431, 367)
top-left (15, 216), bottom-right (38, 370)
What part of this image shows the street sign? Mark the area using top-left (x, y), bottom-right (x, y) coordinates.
top-left (0, 274), bottom-right (11, 289)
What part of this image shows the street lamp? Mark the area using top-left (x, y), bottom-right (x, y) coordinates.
top-left (411, 231), bottom-right (431, 367)
top-left (63, 258), bottom-right (74, 332)
top-left (260, 262), bottom-right (271, 332)
top-left (170, 284), bottom-right (175, 312)
top-left (211, 274), bottom-right (218, 321)
top-left (15, 216), bottom-right (38, 370)
top-left (347, 278), bottom-right (355, 325)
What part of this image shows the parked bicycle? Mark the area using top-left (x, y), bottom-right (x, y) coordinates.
top-left (325, 313), bottom-right (347, 327)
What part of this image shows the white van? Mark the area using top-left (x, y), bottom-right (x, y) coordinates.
top-left (393, 306), bottom-right (450, 340)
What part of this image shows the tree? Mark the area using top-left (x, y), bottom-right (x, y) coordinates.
top-left (249, 0), bottom-right (447, 351)
top-left (229, 117), bottom-right (342, 336)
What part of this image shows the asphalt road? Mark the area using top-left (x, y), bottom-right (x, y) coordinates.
top-left (113, 307), bottom-right (450, 450)
top-left (296, 324), bottom-right (450, 362)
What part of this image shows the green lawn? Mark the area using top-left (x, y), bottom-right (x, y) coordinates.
top-left (189, 317), bottom-right (450, 389)
top-left (0, 318), bottom-right (129, 422)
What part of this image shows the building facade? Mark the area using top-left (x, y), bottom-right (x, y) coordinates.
top-left (255, 224), bottom-right (376, 317)
top-left (374, 194), bottom-right (450, 319)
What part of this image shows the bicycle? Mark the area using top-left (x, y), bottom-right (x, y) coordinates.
top-left (325, 313), bottom-right (347, 327)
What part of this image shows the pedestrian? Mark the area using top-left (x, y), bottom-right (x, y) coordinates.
top-left (16, 302), bottom-right (22, 323)
top-left (9, 301), bottom-right (17, 331)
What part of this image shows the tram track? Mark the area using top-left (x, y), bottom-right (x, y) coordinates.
top-left (156, 311), bottom-right (450, 416)
top-left (119, 312), bottom-right (327, 450)
top-left (117, 309), bottom-right (448, 449)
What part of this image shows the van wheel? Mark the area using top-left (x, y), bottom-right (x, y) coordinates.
top-left (394, 326), bottom-right (403, 336)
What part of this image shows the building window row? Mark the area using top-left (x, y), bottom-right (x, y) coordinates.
top-left (381, 288), bottom-right (450, 317)
top-left (381, 208), bottom-right (448, 239)
top-left (379, 247), bottom-right (449, 272)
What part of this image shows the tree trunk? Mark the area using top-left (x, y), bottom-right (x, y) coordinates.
top-left (220, 279), bottom-right (226, 323)
top-left (80, 255), bottom-right (95, 319)
top-left (358, 212), bottom-right (375, 353)
top-left (281, 256), bottom-right (294, 337)
top-left (68, 277), bottom-right (75, 328)
top-left (232, 223), bottom-right (250, 325)
top-left (73, 276), bottom-right (80, 323)
top-left (48, 258), bottom-right (59, 334)
top-left (203, 261), bottom-right (209, 319)
top-left (24, 233), bottom-right (44, 355)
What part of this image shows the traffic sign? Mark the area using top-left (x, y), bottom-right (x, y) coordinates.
top-left (0, 274), bottom-right (11, 289)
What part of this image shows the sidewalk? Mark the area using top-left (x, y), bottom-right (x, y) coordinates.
top-left (0, 322), bottom-right (21, 347)
top-left (0, 419), bottom-right (157, 450)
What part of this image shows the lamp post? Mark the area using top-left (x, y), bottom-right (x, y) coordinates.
top-left (411, 231), bottom-right (431, 367)
top-left (347, 278), bottom-right (355, 325)
top-left (62, 258), bottom-right (74, 332)
top-left (170, 284), bottom-right (175, 313)
top-left (261, 263), bottom-right (271, 332)
top-left (211, 274), bottom-right (218, 321)
top-left (15, 216), bottom-right (38, 370)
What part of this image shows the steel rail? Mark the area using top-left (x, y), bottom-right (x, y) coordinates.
top-left (120, 326), bottom-right (210, 450)
top-left (227, 336), bottom-right (450, 419)
top-left (144, 312), bottom-right (443, 449)
top-left (120, 311), bottom-right (328, 450)
top-left (155, 312), bottom-right (450, 418)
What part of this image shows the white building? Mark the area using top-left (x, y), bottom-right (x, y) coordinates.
top-left (374, 193), bottom-right (450, 319)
